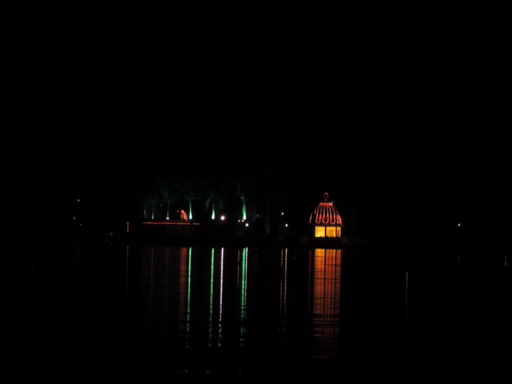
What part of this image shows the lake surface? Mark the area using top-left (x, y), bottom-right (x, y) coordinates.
top-left (9, 241), bottom-right (511, 382)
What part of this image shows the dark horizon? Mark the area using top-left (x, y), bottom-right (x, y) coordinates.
top-left (5, 4), bottom-right (511, 242)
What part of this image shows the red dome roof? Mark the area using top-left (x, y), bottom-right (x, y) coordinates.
top-left (310, 192), bottom-right (342, 225)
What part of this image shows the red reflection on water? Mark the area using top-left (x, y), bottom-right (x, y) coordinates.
top-left (178, 247), bottom-right (189, 343)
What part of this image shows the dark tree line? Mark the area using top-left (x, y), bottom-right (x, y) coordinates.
top-left (142, 176), bottom-right (256, 224)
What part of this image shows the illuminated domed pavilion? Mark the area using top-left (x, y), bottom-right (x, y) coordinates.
top-left (309, 192), bottom-right (343, 238)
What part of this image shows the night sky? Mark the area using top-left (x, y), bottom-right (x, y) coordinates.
top-left (5, 3), bottom-right (511, 238)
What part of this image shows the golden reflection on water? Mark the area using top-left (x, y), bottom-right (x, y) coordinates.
top-left (310, 248), bottom-right (342, 358)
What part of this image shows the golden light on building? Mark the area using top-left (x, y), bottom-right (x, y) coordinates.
top-left (309, 192), bottom-right (343, 238)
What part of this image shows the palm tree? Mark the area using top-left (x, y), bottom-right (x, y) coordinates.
top-left (158, 179), bottom-right (179, 220)
top-left (180, 180), bottom-right (197, 221)
top-left (144, 190), bottom-right (160, 220)
top-left (235, 177), bottom-right (249, 221)
top-left (204, 183), bottom-right (224, 220)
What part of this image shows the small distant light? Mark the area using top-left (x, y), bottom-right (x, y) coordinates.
top-left (285, 223), bottom-right (289, 227)
top-left (166, 216), bottom-right (169, 220)
top-left (245, 223), bottom-right (249, 227)
top-left (220, 215), bottom-right (225, 221)
top-left (73, 217), bottom-right (77, 221)
top-left (77, 198), bottom-right (80, 203)
top-left (281, 212), bottom-right (285, 216)
top-left (457, 223), bottom-right (461, 227)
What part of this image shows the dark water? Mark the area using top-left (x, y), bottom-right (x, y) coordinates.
top-left (9, 242), bottom-right (511, 382)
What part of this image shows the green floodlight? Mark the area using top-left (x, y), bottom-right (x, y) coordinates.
top-left (242, 200), bottom-right (247, 221)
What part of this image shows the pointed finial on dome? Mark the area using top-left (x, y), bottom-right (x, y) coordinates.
top-left (324, 192), bottom-right (329, 202)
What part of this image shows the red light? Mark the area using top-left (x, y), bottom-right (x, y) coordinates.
top-left (313, 202), bottom-right (342, 225)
